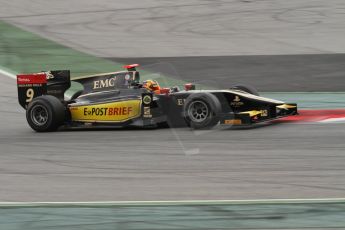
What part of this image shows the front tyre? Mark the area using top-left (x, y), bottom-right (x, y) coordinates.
top-left (26, 95), bottom-right (66, 132)
top-left (184, 93), bottom-right (221, 129)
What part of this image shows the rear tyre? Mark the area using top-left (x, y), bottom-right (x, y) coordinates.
top-left (184, 93), bottom-right (221, 129)
top-left (231, 85), bottom-right (259, 96)
top-left (26, 95), bottom-right (66, 132)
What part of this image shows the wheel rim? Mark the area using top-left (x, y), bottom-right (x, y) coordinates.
top-left (187, 100), bottom-right (209, 123)
top-left (30, 105), bottom-right (49, 126)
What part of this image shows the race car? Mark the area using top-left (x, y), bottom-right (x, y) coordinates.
top-left (16, 64), bottom-right (297, 132)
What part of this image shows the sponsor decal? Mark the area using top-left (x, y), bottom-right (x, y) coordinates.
top-left (261, 109), bottom-right (268, 117)
top-left (143, 107), bottom-right (152, 118)
top-left (45, 71), bottom-right (55, 80)
top-left (224, 119), bottom-right (242, 125)
top-left (93, 77), bottom-right (117, 89)
top-left (69, 100), bottom-right (141, 122)
top-left (83, 107), bottom-right (133, 116)
top-left (142, 95), bottom-right (152, 105)
top-left (17, 74), bottom-right (47, 85)
top-left (177, 98), bottom-right (185, 106)
top-left (17, 84), bottom-right (43, 88)
top-left (230, 95), bottom-right (244, 107)
top-left (17, 77), bottom-right (31, 83)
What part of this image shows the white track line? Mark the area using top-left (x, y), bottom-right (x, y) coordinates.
top-left (1, 198), bottom-right (345, 207)
top-left (0, 66), bottom-right (16, 79)
top-left (319, 117), bottom-right (345, 123)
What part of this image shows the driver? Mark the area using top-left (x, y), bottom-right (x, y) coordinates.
top-left (143, 79), bottom-right (161, 94)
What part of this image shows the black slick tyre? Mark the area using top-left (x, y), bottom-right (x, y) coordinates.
top-left (184, 93), bottom-right (221, 129)
top-left (26, 95), bottom-right (65, 132)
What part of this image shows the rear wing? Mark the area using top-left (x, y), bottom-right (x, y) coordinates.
top-left (17, 70), bottom-right (70, 109)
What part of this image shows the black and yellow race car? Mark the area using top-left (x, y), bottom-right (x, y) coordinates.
top-left (17, 64), bottom-right (297, 132)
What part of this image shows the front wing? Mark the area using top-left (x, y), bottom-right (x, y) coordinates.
top-left (220, 103), bottom-right (298, 126)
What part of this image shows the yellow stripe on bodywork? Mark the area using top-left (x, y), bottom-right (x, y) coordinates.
top-left (69, 100), bottom-right (141, 122)
top-left (276, 104), bottom-right (297, 109)
top-left (239, 110), bottom-right (263, 117)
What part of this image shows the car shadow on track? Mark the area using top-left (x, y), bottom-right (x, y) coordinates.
top-left (57, 121), bottom-right (282, 132)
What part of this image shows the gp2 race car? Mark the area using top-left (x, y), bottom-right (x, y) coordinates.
top-left (16, 64), bottom-right (298, 132)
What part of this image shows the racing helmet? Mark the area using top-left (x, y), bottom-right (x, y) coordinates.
top-left (143, 79), bottom-right (161, 92)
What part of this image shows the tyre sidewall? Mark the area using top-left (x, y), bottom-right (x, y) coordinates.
top-left (184, 93), bottom-right (221, 129)
top-left (26, 96), bottom-right (65, 132)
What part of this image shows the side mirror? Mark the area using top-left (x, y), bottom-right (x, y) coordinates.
top-left (184, 83), bottom-right (195, 91)
top-left (123, 64), bottom-right (139, 71)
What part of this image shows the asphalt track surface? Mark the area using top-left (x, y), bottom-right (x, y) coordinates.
top-left (1, 73), bottom-right (345, 202)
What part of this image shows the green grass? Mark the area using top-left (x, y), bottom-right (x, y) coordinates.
top-left (0, 21), bottom-right (124, 77)
top-left (1, 201), bottom-right (345, 229)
